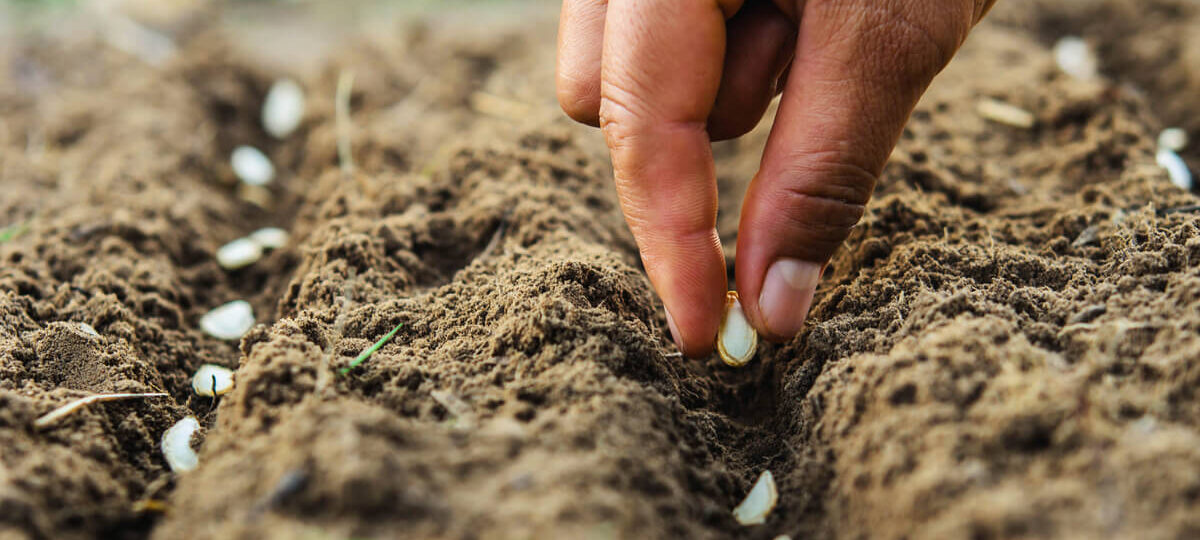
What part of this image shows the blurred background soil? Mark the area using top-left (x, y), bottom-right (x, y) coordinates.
top-left (0, 0), bottom-right (1198, 538)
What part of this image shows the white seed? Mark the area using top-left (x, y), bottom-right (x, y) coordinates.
top-left (161, 416), bottom-right (200, 473)
top-left (1158, 128), bottom-right (1188, 153)
top-left (717, 291), bottom-right (758, 368)
top-left (215, 237), bottom-right (264, 270)
top-left (199, 300), bottom-right (255, 341)
top-left (231, 145), bottom-right (275, 186)
top-left (1157, 149), bottom-right (1193, 191)
top-left (1053, 36), bottom-right (1098, 81)
top-left (733, 470), bottom-right (778, 526)
top-left (79, 323), bottom-right (100, 338)
top-left (248, 227), bottom-right (289, 250)
top-left (191, 364), bottom-right (235, 397)
top-left (262, 78), bottom-right (306, 139)
top-left (976, 99), bottom-right (1035, 129)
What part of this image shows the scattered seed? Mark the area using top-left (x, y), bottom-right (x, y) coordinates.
top-left (1071, 225), bottom-right (1101, 248)
top-left (733, 470), bottom-right (778, 526)
top-left (132, 499), bottom-right (170, 514)
top-left (1158, 128), bottom-right (1188, 153)
top-left (216, 237), bottom-right (264, 270)
top-left (1053, 36), bottom-right (1098, 81)
top-left (191, 364), bottom-right (235, 397)
top-left (1157, 149), bottom-right (1193, 191)
top-left (200, 300), bottom-right (255, 341)
top-left (717, 291), bottom-right (758, 368)
top-left (262, 78), bottom-right (306, 139)
top-left (338, 322), bottom-right (403, 375)
top-left (249, 227), bottom-right (289, 250)
top-left (1067, 304), bottom-right (1107, 325)
top-left (34, 392), bottom-right (168, 430)
top-left (977, 99), bottom-right (1035, 129)
top-left (231, 145), bottom-right (275, 186)
top-left (162, 416), bottom-right (200, 473)
top-left (79, 322), bottom-right (100, 338)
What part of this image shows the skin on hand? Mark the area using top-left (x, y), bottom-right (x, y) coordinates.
top-left (557, 0), bottom-right (996, 357)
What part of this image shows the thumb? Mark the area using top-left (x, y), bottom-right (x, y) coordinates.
top-left (736, 0), bottom-right (980, 340)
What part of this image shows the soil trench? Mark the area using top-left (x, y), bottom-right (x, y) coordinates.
top-left (1, 1), bottom-right (1199, 539)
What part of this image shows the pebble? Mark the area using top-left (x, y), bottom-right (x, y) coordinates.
top-left (249, 227), bottom-right (289, 250)
top-left (262, 78), bottom-right (306, 139)
top-left (1158, 128), bottom-right (1188, 153)
top-left (161, 416), bottom-right (200, 473)
top-left (199, 300), bottom-right (255, 341)
top-left (1053, 36), bottom-right (1098, 81)
top-left (216, 237), bottom-right (264, 270)
top-left (191, 364), bottom-right (235, 397)
top-left (1157, 149), bottom-right (1193, 191)
top-left (231, 145), bottom-right (275, 186)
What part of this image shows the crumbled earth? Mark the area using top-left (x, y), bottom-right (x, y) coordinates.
top-left (0, 1), bottom-right (1198, 539)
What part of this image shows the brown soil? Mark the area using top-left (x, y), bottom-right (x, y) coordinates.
top-left (1, 1), bottom-right (1199, 539)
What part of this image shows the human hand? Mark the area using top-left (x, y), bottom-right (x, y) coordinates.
top-left (557, 0), bottom-right (996, 357)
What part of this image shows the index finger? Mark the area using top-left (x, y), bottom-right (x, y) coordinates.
top-left (599, 0), bottom-right (744, 357)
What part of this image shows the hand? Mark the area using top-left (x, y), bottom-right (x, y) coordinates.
top-left (557, 0), bottom-right (995, 357)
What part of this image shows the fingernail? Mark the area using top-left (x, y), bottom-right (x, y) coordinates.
top-left (664, 307), bottom-right (684, 352)
top-left (758, 258), bottom-right (821, 339)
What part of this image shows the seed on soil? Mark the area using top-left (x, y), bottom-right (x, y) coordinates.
top-left (733, 469), bottom-right (778, 526)
top-left (216, 237), bottom-right (264, 270)
top-left (717, 291), bottom-right (758, 368)
top-left (249, 227), bottom-right (289, 250)
top-left (1053, 36), bottom-right (1098, 81)
top-left (1158, 128), bottom-right (1188, 152)
top-left (79, 322), bottom-right (100, 338)
top-left (262, 78), bottom-right (305, 139)
top-left (976, 99), bottom-right (1035, 129)
top-left (191, 364), bottom-right (235, 397)
top-left (33, 392), bottom-right (168, 430)
top-left (1157, 149), bottom-right (1193, 191)
top-left (162, 416), bottom-right (200, 473)
top-left (199, 300), bottom-right (255, 340)
top-left (230, 145), bottom-right (275, 186)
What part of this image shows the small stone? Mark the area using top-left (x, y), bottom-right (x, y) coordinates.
top-left (199, 300), bottom-right (255, 341)
top-left (1158, 128), bottom-right (1188, 153)
top-left (1157, 149), bottom-right (1193, 191)
top-left (977, 99), bottom-right (1035, 129)
top-left (216, 237), bottom-right (264, 270)
top-left (231, 146), bottom-right (275, 186)
top-left (191, 364), bottom-right (235, 397)
top-left (1053, 36), bottom-right (1098, 81)
top-left (249, 227), bottom-right (289, 250)
top-left (262, 78), bottom-right (306, 139)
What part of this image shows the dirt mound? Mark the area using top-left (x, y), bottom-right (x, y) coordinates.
top-left (1, 1), bottom-right (1198, 539)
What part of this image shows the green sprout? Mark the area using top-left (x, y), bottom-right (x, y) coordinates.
top-left (338, 322), bottom-right (403, 375)
top-left (0, 222), bottom-right (30, 244)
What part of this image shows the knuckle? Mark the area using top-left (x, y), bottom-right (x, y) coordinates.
top-left (877, 3), bottom-right (970, 75)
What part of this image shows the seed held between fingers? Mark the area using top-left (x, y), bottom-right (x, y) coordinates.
top-left (717, 291), bottom-right (758, 367)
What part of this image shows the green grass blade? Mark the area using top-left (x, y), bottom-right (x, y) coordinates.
top-left (338, 322), bottom-right (403, 375)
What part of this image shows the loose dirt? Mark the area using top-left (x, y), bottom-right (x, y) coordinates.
top-left (1, 1), bottom-right (1198, 539)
